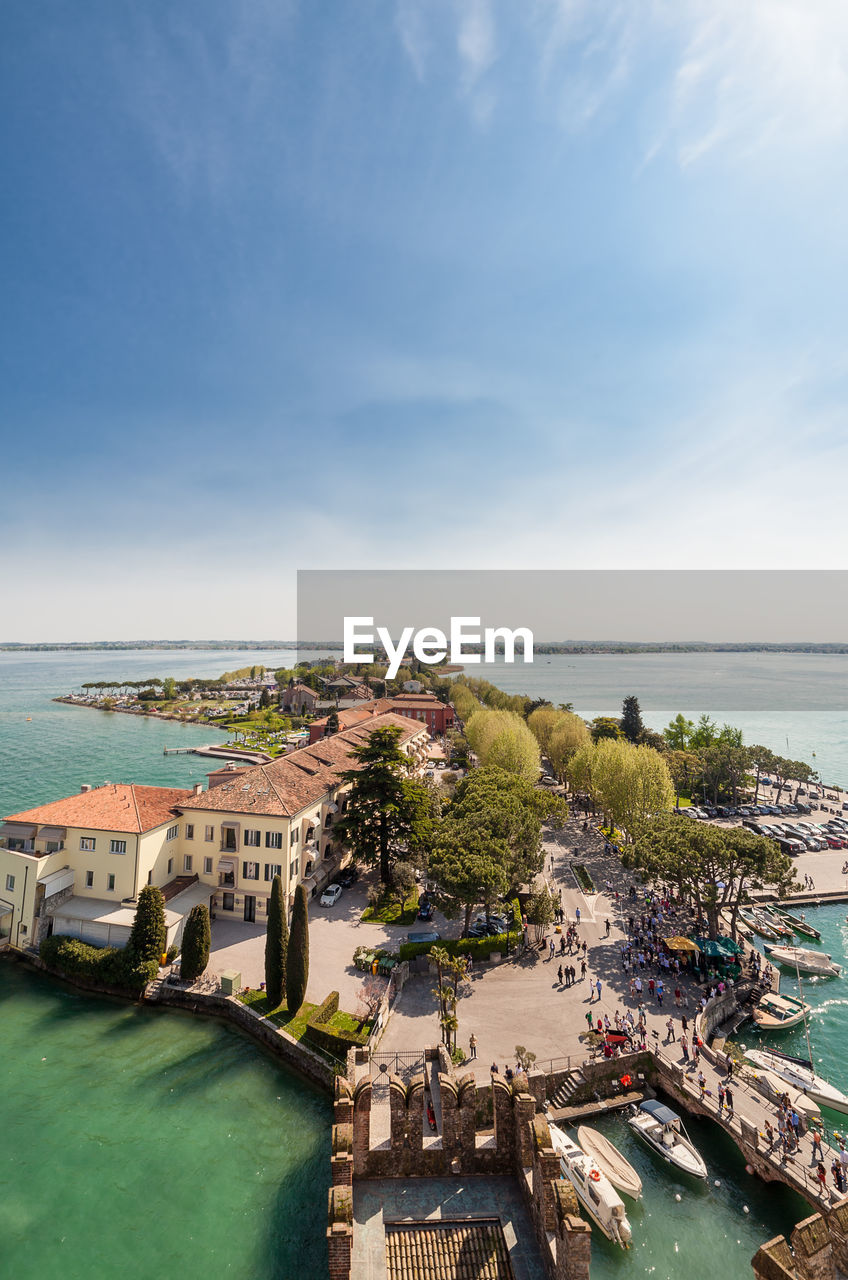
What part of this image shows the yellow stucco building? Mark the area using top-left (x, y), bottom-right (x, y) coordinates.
top-left (0, 712), bottom-right (428, 951)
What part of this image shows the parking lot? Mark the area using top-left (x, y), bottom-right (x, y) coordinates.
top-left (676, 779), bottom-right (848, 856)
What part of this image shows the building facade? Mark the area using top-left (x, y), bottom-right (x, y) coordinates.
top-left (0, 712), bottom-right (428, 951)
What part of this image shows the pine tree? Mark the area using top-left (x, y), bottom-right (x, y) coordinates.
top-left (128, 885), bottom-right (167, 964)
top-left (620, 695), bottom-right (645, 743)
top-left (180, 904), bottom-right (211, 981)
top-left (265, 875), bottom-right (288, 1008)
top-left (286, 884), bottom-right (310, 1013)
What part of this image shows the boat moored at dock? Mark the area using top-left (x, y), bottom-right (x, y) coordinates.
top-left (762, 945), bottom-right (840, 978)
top-left (753, 991), bottom-right (812, 1031)
top-left (627, 1100), bottom-right (708, 1179)
top-left (548, 1122), bottom-right (633, 1247)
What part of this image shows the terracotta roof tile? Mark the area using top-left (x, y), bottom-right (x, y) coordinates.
top-left (177, 713), bottom-right (426, 818)
top-left (4, 785), bottom-right (194, 835)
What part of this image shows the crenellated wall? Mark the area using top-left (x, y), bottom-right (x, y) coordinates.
top-left (329, 1050), bottom-right (593, 1280)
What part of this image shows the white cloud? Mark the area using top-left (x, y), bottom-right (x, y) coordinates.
top-left (395, 0), bottom-right (430, 81)
top-left (457, 0), bottom-right (496, 86)
top-left (533, 0), bottom-right (848, 167)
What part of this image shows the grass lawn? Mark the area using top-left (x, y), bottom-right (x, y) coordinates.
top-left (238, 990), bottom-right (319, 1039)
top-left (237, 990), bottom-right (371, 1042)
top-left (361, 886), bottom-right (419, 925)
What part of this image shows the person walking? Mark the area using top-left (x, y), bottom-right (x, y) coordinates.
top-left (725, 1086), bottom-right (734, 1116)
top-left (717, 1083), bottom-right (725, 1112)
top-left (549, 937), bottom-right (555, 960)
top-left (812, 1130), bottom-right (823, 1163)
top-left (585, 1012), bottom-right (594, 1031)
top-left (680, 1034), bottom-right (689, 1063)
top-left (558, 964), bottom-right (564, 986)
top-left (605, 918), bottom-right (611, 937)
top-left (665, 1017), bottom-right (674, 1043)
top-left (581, 959), bottom-right (587, 979)
top-left (595, 978), bottom-right (602, 1003)
top-left (469, 1033), bottom-right (478, 1060)
top-left (575, 907), bottom-right (581, 924)
top-left (698, 1072), bottom-right (707, 1100)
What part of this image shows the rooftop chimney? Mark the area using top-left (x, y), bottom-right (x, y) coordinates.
top-left (193, 783), bottom-right (203, 796)
top-left (80, 784), bottom-right (92, 793)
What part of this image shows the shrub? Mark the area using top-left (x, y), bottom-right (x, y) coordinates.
top-left (166, 944), bottom-right (180, 963)
top-left (265, 874), bottom-right (288, 1008)
top-left (39, 935), bottom-right (158, 993)
top-left (180, 904), bottom-right (211, 981)
top-left (128, 886), bottom-right (167, 964)
top-left (286, 884), bottom-right (310, 1013)
top-left (571, 863), bottom-right (595, 893)
top-left (311, 990), bottom-right (340, 1026)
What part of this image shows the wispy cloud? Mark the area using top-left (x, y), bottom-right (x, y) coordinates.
top-left (395, 0), bottom-right (429, 81)
top-left (457, 0), bottom-right (496, 86)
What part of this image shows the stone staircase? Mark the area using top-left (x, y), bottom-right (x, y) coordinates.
top-left (548, 1068), bottom-right (587, 1109)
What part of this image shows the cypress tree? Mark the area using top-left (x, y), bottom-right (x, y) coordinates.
top-left (286, 884), bottom-right (310, 1013)
top-left (621, 695), bottom-right (645, 744)
top-left (128, 885), bottom-right (167, 964)
top-left (180, 904), bottom-right (211, 981)
top-left (264, 875), bottom-right (288, 1008)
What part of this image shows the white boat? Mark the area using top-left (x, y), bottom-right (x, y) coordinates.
top-left (762, 945), bottom-right (840, 978)
top-left (627, 1099), bottom-right (708, 1179)
top-left (746, 1049), bottom-right (848, 1116)
top-left (753, 991), bottom-right (812, 1031)
top-left (577, 1125), bottom-right (643, 1200)
top-left (752, 1068), bottom-right (821, 1121)
top-left (548, 1122), bottom-right (633, 1247)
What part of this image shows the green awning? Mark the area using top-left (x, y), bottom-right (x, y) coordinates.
top-left (693, 936), bottom-right (735, 959)
top-left (716, 934), bottom-right (745, 956)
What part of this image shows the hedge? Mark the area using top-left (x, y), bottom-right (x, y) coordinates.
top-left (39, 935), bottom-right (159, 992)
top-left (398, 899), bottom-right (522, 964)
top-left (303, 992), bottom-right (369, 1057)
top-left (311, 990), bottom-right (339, 1027)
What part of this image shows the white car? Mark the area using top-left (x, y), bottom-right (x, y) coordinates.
top-left (320, 883), bottom-right (343, 907)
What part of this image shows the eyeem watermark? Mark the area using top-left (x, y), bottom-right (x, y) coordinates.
top-left (343, 616), bottom-right (534, 679)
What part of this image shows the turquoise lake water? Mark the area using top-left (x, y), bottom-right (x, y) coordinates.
top-left (0, 961), bottom-right (331, 1280)
top-left (1, 647), bottom-right (846, 1277)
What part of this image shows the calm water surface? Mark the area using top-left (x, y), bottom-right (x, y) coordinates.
top-left (0, 962), bottom-right (330, 1279)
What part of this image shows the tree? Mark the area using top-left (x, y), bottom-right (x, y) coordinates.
top-left (630, 815), bottom-right (795, 940)
top-left (590, 716), bottom-right (623, 742)
top-left (430, 946), bottom-right (468, 1053)
top-left (180, 904), bottom-right (211, 981)
top-left (391, 860), bottom-right (417, 910)
top-left (547, 714), bottom-right (590, 781)
top-left (286, 884), bottom-right (309, 1013)
top-left (447, 767), bottom-right (567, 889)
top-left (579, 739), bottom-right (674, 837)
top-left (325, 709), bottom-right (340, 735)
top-left (161, 677), bottom-right (177, 700)
top-left (265, 874), bottom-right (288, 1008)
top-left (333, 726), bottom-right (429, 885)
top-left (128, 886), bottom-right (167, 964)
top-left (259, 688), bottom-right (272, 710)
top-left (664, 714), bottom-right (695, 751)
top-left (354, 975), bottom-right (385, 1031)
top-left (429, 823), bottom-right (510, 935)
top-left (620, 696), bottom-right (644, 744)
top-left (665, 749), bottom-right (701, 806)
top-left (465, 708), bottom-right (540, 780)
top-left (525, 886), bottom-right (556, 943)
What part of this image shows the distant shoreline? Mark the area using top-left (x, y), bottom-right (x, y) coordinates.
top-left (6, 641), bottom-right (848, 655)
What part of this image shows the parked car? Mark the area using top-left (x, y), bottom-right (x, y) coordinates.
top-left (320, 883), bottom-right (343, 907)
top-left (825, 835), bottom-right (844, 848)
top-left (337, 866), bottom-right (359, 888)
top-left (795, 803), bottom-right (812, 814)
top-left (417, 898), bottom-right (434, 921)
top-left (406, 929), bottom-right (441, 945)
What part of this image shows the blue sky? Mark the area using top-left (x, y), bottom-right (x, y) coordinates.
top-left (3, 1), bottom-right (848, 639)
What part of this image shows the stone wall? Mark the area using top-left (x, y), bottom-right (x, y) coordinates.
top-left (152, 982), bottom-right (336, 1092)
top-left (331, 1058), bottom-right (593, 1280)
top-left (752, 1203), bottom-right (848, 1280)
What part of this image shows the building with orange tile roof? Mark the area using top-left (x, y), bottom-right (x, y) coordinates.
top-left (0, 713), bottom-right (428, 953)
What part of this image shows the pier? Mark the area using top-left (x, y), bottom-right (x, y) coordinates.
top-left (163, 744), bottom-right (272, 765)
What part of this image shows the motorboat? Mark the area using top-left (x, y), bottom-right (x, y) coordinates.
top-left (753, 991), bottom-right (811, 1031)
top-left (750, 1068), bottom-right (821, 1121)
top-left (745, 1048), bottom-right (848, 1116)
top-left (577, 1126), bottom-right (642, 1200)
top-left (627, 1099), bottom-right (707, 1179)
top-left (548, 1122), bottom-right (633, 1247)
top-left (762, 945), bottom-right (840, 978)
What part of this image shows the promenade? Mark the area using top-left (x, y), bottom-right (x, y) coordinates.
top-left (379, 813), bottom-right (848, 1209)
